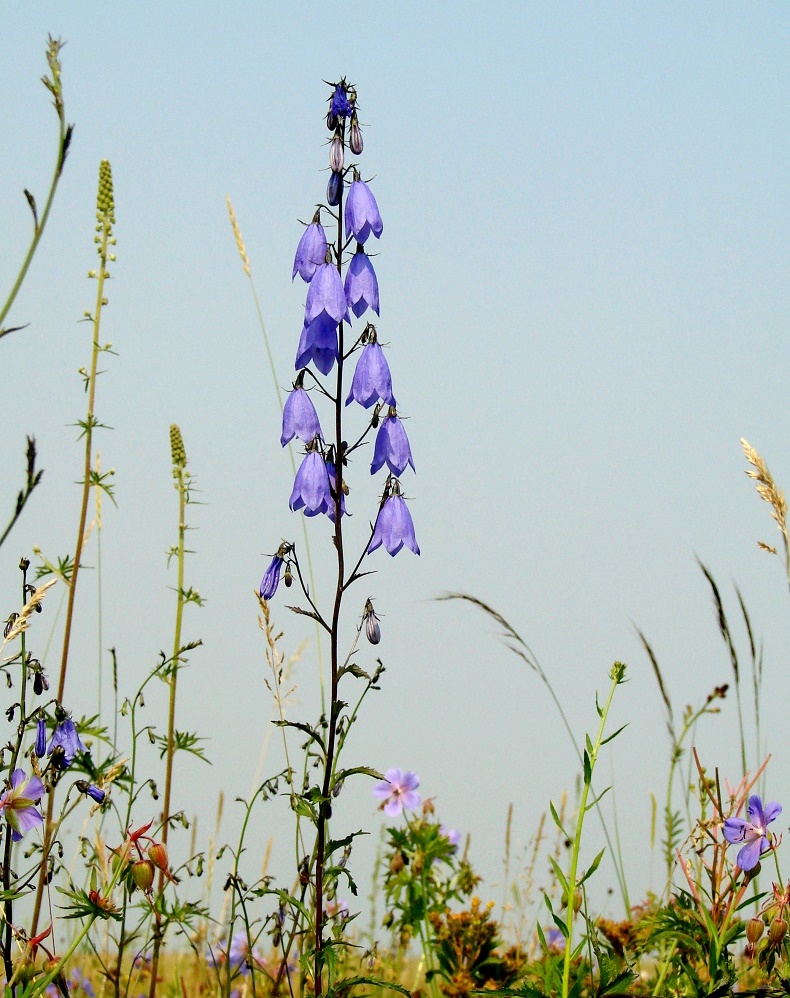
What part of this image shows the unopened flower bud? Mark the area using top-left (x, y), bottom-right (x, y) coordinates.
top-left (349, 113), bottom-right (363, 155)
top-left (330, 134), bottom-right (344, 173)
top-left (327, 170), bottom-right (342, 207)
top-left (35, 718), bottom-right (47, 757)
top-left (284, 564), bottom-right (293, 588)
top-left (326, 110), bottom-right (338, 131)
top-left (769, 917), bottom-right (787, 946)
top-left (33, 669), bottom-right (48, 695)
top-left (131, 859), bottom-right (155, 893)
top-left (746, 917), bottom-right (765, 944)
top-left (364, 599), bottom-right (380, 644)
top-left (148, 842), bottom-right (168, 871)
top-left (389, 850), bottom-right (405, 874)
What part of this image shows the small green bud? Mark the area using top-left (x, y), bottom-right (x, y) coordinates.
top-left (97, 159), bottom-right (115, 221)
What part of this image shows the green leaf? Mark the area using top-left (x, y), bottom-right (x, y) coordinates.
top-left (579, 847), bottom-right (605, 885)
top-left (600, 722), bottom-right (628, 747)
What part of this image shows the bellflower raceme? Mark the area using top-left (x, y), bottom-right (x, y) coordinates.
top-left (723, 794), bottom-right (782, 871)
top-left (296, 314), bottom-right (339, 376)
top-left (344, 245), bottom-right (379, 319)
top-left (48, 717), bottom-right (87, 768)
top-left (281, 386), bottom-right (323, 446)
top-left (371, 412), bottom-right (414, 476)
top-left (292, 216), bottom-right (328, 282)
top-left (373, 768), bottom-right (420, 817)
top-left (259, 554), bottom-right (284, 600)
top-left (345, 178), bottom-right (383, 244)
top-left (368, 491), bottom-right (420, 556)
top-left (0, 769), bottom-right (44, 841)
top-left (289, 449), bottom-right (333, 517)
top-left (346, 337), bottom-right (396, 408)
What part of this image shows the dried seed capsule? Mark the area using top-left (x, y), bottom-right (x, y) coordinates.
top-left (349, 113), bottom-right (363, 155)
top-left (329, 134), bottom-right (344, 173)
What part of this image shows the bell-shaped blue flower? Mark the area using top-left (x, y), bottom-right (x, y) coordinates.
top-left (296, 314), bottom-right (338, 376)
top-left (345, 180), bottom-right (383, 244)
top-left (346, 340), bottom-right (396, 409)
top-left (35, 718), bottom-right (47, 758)
top-left (289, 450), bottom-right (332, 517)
top-left (330, 83), bottom-right (353, 119)
top-left (281, 387), bottom-right (323, 447)
top-left (344, 245), bottom-right (379, 319)
top-left (305, 263), bottom-right (348, 326)
top-left (48, 717), bottom-right (87, 768)
top-left (292, 219), bottom-right (328, 282)
top-left (371, 413), bottom-right (415, 476)
top-left (259, 555), bottom-right (284, 600)
top-left (368, 492), bottom-right (420, 556)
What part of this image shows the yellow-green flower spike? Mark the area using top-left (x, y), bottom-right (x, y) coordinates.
top-left (170, 424), bottom-right (187, 469)
top-left (96, 159), bottom-right (115, 228)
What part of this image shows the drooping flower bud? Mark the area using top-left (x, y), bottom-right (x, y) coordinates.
top-left (364, 599), bottom-right (380, 644)
top-left (327, 170), bottom-right (343, 207)
top-left (349, 113), bottom-right (363, 155)
top-left (326, 110), bottom-right (338, 131)
top-left (746, 917), bottom-right (765, 944)
top-left (329, 134), bottom-right (344, 173)
top-left (131, 859), bottom-right (155, 893)
top-left (33, 669), bottom-right (48, 696)
top-left (284, 564), bottom-right (293, 588)
top-left (769, 917), bottom-right (787, 946)
top-left (148, 842), bottom-right (169, 871)
top-left (76, 780), bottom-right (106, 805)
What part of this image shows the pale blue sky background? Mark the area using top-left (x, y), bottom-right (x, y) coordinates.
top-left (1, 4), bottom-right (788, 923)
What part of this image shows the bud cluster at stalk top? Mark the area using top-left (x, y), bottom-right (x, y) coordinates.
top-left (170, 423), bottom-right (187, 469)
top-left (259, 78), bottom-right (419, 603)
top-left (97, 159), bottom-right (115, 227)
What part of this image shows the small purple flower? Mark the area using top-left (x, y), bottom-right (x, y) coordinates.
top-left (440, 826), bottom-right (461, 852)
top-left (344, 245), bottom-right (379, 319)
top-left (289, 450), bottom-right (332, 517)
top-left (368, 493), bottom-right (420, 557)
top-left (292, 219), bottom-right (328, 282)
top-left (259, 555), bottom-right (283, 600)
top-left (296, 314), bottom-right (338, 376)
top-left (35, 718), bottom-right (47, 758)
top-left (345, 180), bottom-right (383, 244)
top-left (48, 717), bottom-right (87, 768)
top-left (305, 262), bottom-right (348, 326)
top-left (723, 794), bottom-right (782, 871)
top-left (0, 769), bottom-right (44, 841)
top-left (373, 768), bottom-right (420, 817)
top-left (371, 413), bottom-right (414, 476)
top-left (330, 83), bottom-right (353, 119)
top-left (346, 341), bottom-right (396, 409)
top-left (281, 387), bottom-right (322, 447)
top-left (545, 927), bottom-right (566, 954)
top-left (85, 784), bottom-right (106, 805)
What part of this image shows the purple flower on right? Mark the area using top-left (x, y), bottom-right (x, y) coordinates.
top-left (373, 768), bottom-right (420, 817)
top-left (371, 412), bottom-right (414, 477)
top-left (368, 490), bottom-right (419, 557)
top-left (345, 179), bottom-right (383, 244)
top-left (723, 794), bottom-right (782, 871)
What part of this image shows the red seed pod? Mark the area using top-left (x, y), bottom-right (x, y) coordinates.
top-left (349, 113), bottom-right (363, 155)
top-left (131, 859), bottom-right (155, 893)
top-left (329, 134), bottom-right (344, 173)
top-left (148, 842), bottom-right (169, 871)
top-left (769, 916), bottom-right (787, 947)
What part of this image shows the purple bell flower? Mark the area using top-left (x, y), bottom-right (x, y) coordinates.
top-left (344, 246), bottom-right (379, 319)
top-left (48, 717), bottom-right (87, 768)
top-left (305, 263), bottom-right (349, 326)
top-left (327, 170), bottom-right (343, 206)
top-left (292, 219), bottom-right (328, 283)
top-left (346, 341), bottom-right (396, 408)
top-left (330, 83), bottom-right (353, 119)
top-left (296, 314), bottom-right (338, 376)
top-left (281, 387), bottom-right (323, 447)
top-left (345, 180), bottom-right (383, 244)
top-left (368, 493), bottom-right (420, 556)
top-left (371, 413), bottom-right (414, 476)
top-left (259, 555), bottom-right (284, 600)
top-left (289, 450), bottom-right (332, 517)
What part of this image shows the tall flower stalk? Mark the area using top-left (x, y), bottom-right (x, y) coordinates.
top-left (31, 158), bottom-right (117, 938)
top-left (260, 79), bottom-right (419, 997)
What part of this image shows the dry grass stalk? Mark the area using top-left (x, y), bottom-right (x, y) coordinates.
top-left (1, 578), bottom-right (56, 650)
top-left (226, 195), bottom-right (250, 276)
top-left (741, 437), bottom-right (789, 563)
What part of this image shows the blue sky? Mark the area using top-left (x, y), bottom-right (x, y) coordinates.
top-left (1, 4), bottom-right (788, 919)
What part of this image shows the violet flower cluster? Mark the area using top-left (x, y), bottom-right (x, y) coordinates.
top-left (260, 78), bottom-right (419, 607)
